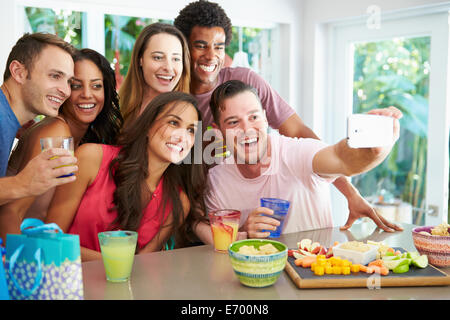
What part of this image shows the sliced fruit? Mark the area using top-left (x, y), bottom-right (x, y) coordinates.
top-left (407, 251), bottom-right (420, 260)
top-left (310, 242), bottom-right (321, 254)
top-left (293, 251), bottom-right (306, 260)
top-left (412, 255), bottom-right (428, 268)
top-left (342, 266), bottom-right (351, 275)
top-left (383, 257), bottom-right (408, 270)
top-left (318, 246), bottom-right (328, 256)
top-left (299, 239), bottom-right (312, 252)
top-left (298, 249), bottom-right (316, 257)
top-left (393, 263), bottom-right (409, 274)
top-left (382, 255), bottom-right (400, 262)
top-left (314, 265), bottom-right (325, 276)
top-left (325, 265), bottom-right (333, 274)
top-left (350, 264), bottom-right (360, 273)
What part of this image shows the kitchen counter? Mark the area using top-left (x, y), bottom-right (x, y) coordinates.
top-left (81, 220), bottom-right (450, 300)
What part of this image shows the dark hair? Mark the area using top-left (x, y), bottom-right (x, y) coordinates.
top-left (110, 91), bottom-right (207, 247)
top-left (210, 80), bottom-right (261, 124)
top-left (3, 32), bottom-right (76, 82)
top-left (174, 0), bottom-right (232, 46)
top-left (60, 48), bottom-right (123, 145)
top-left (119, 23), bottom-right (191, 128)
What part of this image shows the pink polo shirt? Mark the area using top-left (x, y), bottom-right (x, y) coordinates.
top-left (205, 134), bottom-right (335, 234)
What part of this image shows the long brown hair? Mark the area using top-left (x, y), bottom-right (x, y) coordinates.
top-left (60, 48), bottom-right (123, 145)
top-left (109, 91), bottom-right (207, 247)
top-left (119, 23), bottom-right (191, 129)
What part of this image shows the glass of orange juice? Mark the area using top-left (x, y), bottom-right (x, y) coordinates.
top-left (209, 209), bottom-right (241, 253)
top-left (39, 136), bottom-right (75, 178)
top-left (98, 231), bottom-right (138, 282)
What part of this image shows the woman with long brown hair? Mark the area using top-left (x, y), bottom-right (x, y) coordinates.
top-left (46, 91), bottom-right (207, 261)
top-left (119, 22), bottom-right (191, 129)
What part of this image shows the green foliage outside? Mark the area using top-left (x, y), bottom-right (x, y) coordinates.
top-left (225, 26), bottom-right (266, 68)
top-left (351, 37), bottom-right (431, 224)
top-left (104, 15), bottom-right (172, 79)
top-left (25, 7), bottom-right (82, 48)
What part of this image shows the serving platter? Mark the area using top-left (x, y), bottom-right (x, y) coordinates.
top-left (284, 247), bottom-right (450, 289)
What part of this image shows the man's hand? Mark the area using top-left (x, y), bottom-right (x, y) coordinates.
top-left (14, 148), bottom-right (78, 198)
top-left (340, 191), bottom-right (403, 233)
top-left (366, 106), bottom-right (402, 150)
top-left (241, 207), bottom-right (280, 238)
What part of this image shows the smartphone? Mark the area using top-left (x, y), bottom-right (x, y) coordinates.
top-left (347, 114), bottom-right (394, 148)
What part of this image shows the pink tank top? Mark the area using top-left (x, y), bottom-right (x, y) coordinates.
top-left (68, 144), bottom-right (172, 252)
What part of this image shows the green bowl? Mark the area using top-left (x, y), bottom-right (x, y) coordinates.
top-left (228, 239), bottom-right (288, 288)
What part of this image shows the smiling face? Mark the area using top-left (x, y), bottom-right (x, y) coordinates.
top-left (63, 59), bottom-right (104, 125)
top-left (188, 26), bottom-right (226, 94)
top-left (148, 101), bottom-right (199, 164)
top-left (216, 90), bottom-right (269, 165)
top-left (140, 33), bottom-right (183, 101)
top-left (21, 45), bottom-right (74, 117)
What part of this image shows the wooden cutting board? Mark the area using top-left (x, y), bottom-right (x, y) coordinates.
top-left (285, 249), bottom-right (450, 289)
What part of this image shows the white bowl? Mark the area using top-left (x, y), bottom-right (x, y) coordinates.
top-left (332, 242), bottom-right (378, 265)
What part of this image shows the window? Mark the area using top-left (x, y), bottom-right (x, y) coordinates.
top-left (104, 14), bottom-right (172, 85)
top-left (352, 36), bottom-right (430, 225)
top-left (25, 7), bottom-right (83, 48)
top-left (327, 11), bottom-right (450, 226)
top-left (226, 26), bottom-right (274, 83)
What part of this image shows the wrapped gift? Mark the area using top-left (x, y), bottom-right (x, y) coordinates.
top-left (0, 239), bottom-right (10, 300)
top-left (5, 219), bottom-right (83, 300)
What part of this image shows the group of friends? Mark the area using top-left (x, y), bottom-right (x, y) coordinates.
top-left (0, 0), bottom-right (403, 261)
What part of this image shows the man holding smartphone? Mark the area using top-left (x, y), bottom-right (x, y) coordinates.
top-left (194, 80), bottom-right (402, 242)
top-left (174, 0), bottom-right (403, 235)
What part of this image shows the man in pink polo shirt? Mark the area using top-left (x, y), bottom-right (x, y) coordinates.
top-left (195, 80), bottom-right (403, 241)
top-left (174, 0), bottom-right (401, 235)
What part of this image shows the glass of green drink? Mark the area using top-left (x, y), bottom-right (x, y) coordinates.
top-left (98, 231), bottom-right (138, 282)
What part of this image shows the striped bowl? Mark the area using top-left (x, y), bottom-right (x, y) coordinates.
top-left (228, 239), bottom-right (288, 288)
top-left (412, 226), bottom-right (450, 267)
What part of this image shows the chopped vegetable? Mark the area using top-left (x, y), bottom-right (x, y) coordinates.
top-left (411, 255), bottom-right (428, 268)
top-left (393, 263), bottom-right (409, 273)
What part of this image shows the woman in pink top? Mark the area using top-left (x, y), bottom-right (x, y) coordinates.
top-left (46, 92), bottom-right (207, 261)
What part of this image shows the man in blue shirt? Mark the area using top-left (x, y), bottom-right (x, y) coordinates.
top-left (0, 33), bottom-right (78, 232)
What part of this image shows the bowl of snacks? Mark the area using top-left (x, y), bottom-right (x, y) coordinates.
top-left (228, 239), bottom-right (288, 287)
top-left (332, 241), bottom-right (378, 265)
top-left (412, 223), bottom-right (450, 267)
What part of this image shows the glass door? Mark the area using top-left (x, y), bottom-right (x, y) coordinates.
top-left (328, 11), bottom-right (450, 227)
top-left (351, 36), bottom-right (430, 225)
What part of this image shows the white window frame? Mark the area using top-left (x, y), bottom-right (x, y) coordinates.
top-left (325, 9), bottom-right (450, 226)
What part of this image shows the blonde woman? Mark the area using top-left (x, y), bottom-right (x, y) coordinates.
top-left (119, 22), bottom-right (191, 129)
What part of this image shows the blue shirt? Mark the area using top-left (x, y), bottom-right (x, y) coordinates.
top-left (0, 88), bottom-right (20, 177)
